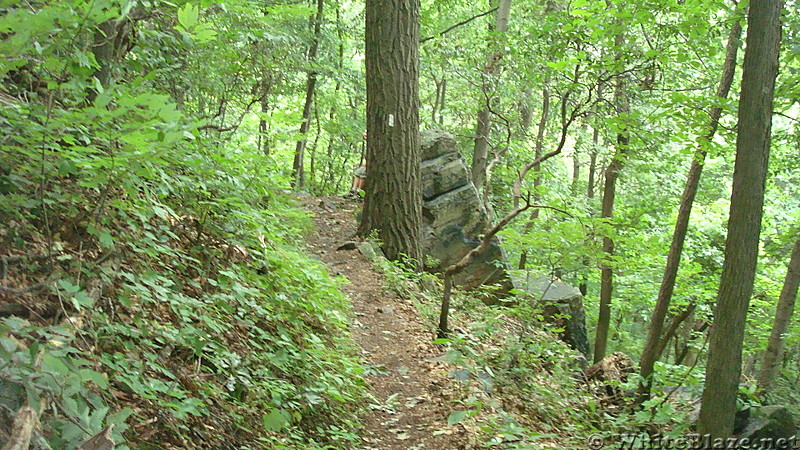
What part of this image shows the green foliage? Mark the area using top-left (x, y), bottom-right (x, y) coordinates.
top-left (1, 319), bottom-right (133, 448)
top-left (415, 282), bottom-right (601, 447)
top-left (3, 0), bottom-right (800, 445)
top-left (0, 0), bottom-right (365, 447)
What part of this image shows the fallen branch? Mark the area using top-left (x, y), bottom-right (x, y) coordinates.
top-left (2, 404), bottom-right (38, 450)
top-left (0, 280), bottom-right (50, 295)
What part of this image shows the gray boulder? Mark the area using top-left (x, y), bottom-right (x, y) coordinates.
top-left (417, 129), bottom-right (587, 339)
top-left (418, 130), bottom-right (512, 294)
top-left (512, 273), bottom-right (590, 356)
top-left (737, 405), bottom-right (797, 447)
top-left (420, 128), bottom-right (459, 160)
top-left (421, 151), bottom-right (470, 200)
top-left (421, 184), bottom-right (486, 240)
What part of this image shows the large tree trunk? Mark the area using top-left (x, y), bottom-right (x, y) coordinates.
top-left (292, 0), bottom-right (325, 189)
top-left (697, 0), bottom-right (782, 439)
top-left (358, 0), bottom-right (423, 268)
top-left (593, 35), bottom-right (630, 363)
top-left (637, 16), bottom-right (743, 400)
top-left (757, 232), bottom-right (800, 394)
top-left (470, 0), bottom-right (512, 195)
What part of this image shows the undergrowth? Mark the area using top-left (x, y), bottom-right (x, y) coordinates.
top-left (391, 263), bottom-right (699, 449)
top-left (0, 47), bottom-right (364, 449)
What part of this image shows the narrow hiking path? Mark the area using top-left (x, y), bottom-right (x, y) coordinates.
top-left (304, 196), bottom-right (472, 449)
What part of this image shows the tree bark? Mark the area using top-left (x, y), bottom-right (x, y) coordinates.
top-left (292, 0), bottom-right (325, 189)
top-left (358, 0), bottom-right (423, 268)
top-left (579, 123), bottom-right (600, 297)
top-left (697, 0), bottom-right (782, 439)
top-left (470, 0), bottom-right (512, 195)
top-left (88, 18), bottom-right (133, 103)
top-left (638, 15), bottom-right (743, 399)
top-left (594, 35), bottom-right (630, 363)
top-left (517, 85), bottom-right (549, 269)
top-left (757, 232), bottom-right (800, 394)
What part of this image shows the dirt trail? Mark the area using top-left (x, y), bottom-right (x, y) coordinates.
top-left (304, 196), bottom-right (471, 449)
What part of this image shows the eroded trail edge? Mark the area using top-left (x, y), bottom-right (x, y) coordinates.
top-left (305, 197), bottom-right (471, 450)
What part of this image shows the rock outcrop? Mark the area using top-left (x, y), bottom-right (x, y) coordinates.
top-left (737, 405), bottom-right (797, 446)
top-left (419, 130), bottom-right (512, 293)
top-left (418, 129), bottom-right (588, 356)
top-left (512, 274), bottom-right (590, 356)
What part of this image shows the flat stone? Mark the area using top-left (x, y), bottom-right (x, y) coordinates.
top-left (336, 241), bottom-right (358, 251)
top-left (357, 242), bottom-right (385, 262)
top-left (512, 273), bottom-right (589, 357)
top-left (421, 152), bottom-right (469, 200)
top-left (420, 129), bottom-right (458, 160)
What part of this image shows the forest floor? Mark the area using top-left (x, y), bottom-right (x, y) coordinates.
top-left (304, 196), bottom-right (474, 449)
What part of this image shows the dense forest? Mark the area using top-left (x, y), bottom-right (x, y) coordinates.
top-left (1, 0), bottom-right (799, 448)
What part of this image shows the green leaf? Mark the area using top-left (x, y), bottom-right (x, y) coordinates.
top-left (262, 408), bottom-right (290, 431)
top-left (72, 291), bottom-right (96, 310)
top-left (98, 231), bottom-right (114, 249)
top-left (177, 4), bottom-right (199, 29)
top-left (447, 410), bottom-right (468, 426)
top-left (58, 279), bottom-right (81, 295)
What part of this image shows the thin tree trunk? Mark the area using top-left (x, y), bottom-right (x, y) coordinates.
top-left (532, 85), bottom-right (550, 215)
top-left (439, 78), bottom-right (446, 125)
top-left (88, 19), bottom-right (131, 103)
top-left (587, 127), bottom-right (599, 202)
top-left (439, 200), bottom-right (534, 337)
top-left (517, 85), bottom-right (549, 269)
top-left (292, 0), bottom-right (325, 189)
top-left (594, 34), bottom-right (630, 363)
top-left (757, 232), bottom-right (800, 394)
top-left (579, 124), bottom-right (600, 297)
top-left (471, 0), bottom-right (512, 194)
top-left (322, 7), bottom-right (345, 193)
top-left (472, 108), bottom-right (492, 190)
top-left (309, 102), bottom-right (322, 188)
top-left (258, 98), bottom-right (270, 156)
top-left (675, 320), bottom-right (710, 365)
top-left (638, 16), bottom-right (743, 399)
top-left (432, 75), bottom-right (443, 124)
top-left (698, 0), bottom-right (782, 439)
top-left (258, 76), bottom-right (273, 156)
top-left (571, 132), bottom-right (581, 195)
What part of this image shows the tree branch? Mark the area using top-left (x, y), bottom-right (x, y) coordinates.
top-left (420, 7), bottom-right (499, 43)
